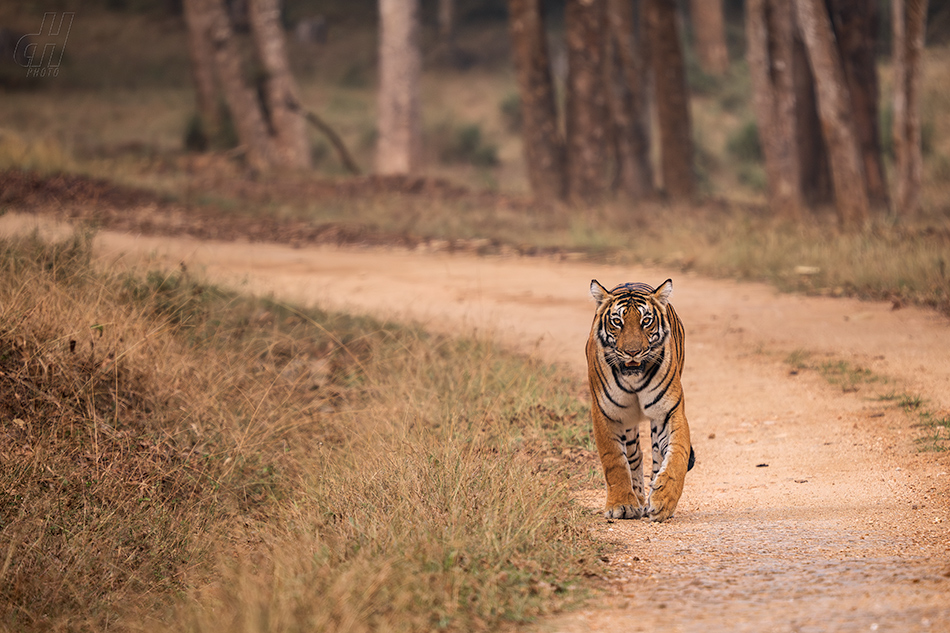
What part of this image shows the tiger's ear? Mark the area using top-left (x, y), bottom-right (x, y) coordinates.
top-left (590, 279), bottom-right (610, 307)
top-left (653, 279), bottom-right (673, 307)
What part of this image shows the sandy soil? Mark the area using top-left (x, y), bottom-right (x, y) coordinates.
top-left (3, 213), bottom-right (949, 632)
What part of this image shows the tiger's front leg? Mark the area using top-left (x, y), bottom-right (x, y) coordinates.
top-left (591, 405), bottom-right (646, 519)
top-left (647, 404), bottom-right (691, 522)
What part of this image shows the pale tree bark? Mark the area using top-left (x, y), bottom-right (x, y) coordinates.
top-left (197, 0), bottom-right (277, 170)
top-left (182, 0), bottom-right (219, 144)
top-left (604, 0), bottom-right (654, 199)
top-left (893, 0), bottom-right (928, 216)
top-left (376, 0), bottom-right (422, 175)
top-left (507, 0), bottom-right (566, 201)
top-left (249, 0), bottom-right (311, 169)
top-left (690, 0), bottom-right (729, 75)
top-left (746, 0), bottom-right (801, 216)
top-left (645, 0), bottom-right (695, 200)
top-left (829, 0), bottom-right (888, 210)
top-left (565, 0), bottom-right (610, 203)
top-left (794, 0), bottom-right (869, 224)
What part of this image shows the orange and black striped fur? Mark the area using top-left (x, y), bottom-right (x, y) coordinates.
top-left (586, 279), bottom-right (695, 522)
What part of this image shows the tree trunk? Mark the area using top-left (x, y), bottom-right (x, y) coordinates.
top-left (746, 0), bottom-right (801, 216)
top-left (605, 0), bottom-right (654, 199)
top-left (507, 0), bottom-right (566, 201)
top-left (565, 0), bottom-right (610, 203)
top-left (792, 27), bottom-right (833, 206)
top-left (438, 0), bottom-right (455, 53)
top-left (829, 0), bottom-right (888, 210)
top-left (636, 0), bottom-right (655, 192)
top-left (794, 0), bottom-right (869, 224)
top-left (249, 0), bottom-right (311, 169)
top-left (645, 0), bottom-right (695, 200)
top-left (182, 0), bottom-right (220, 145)
top-left (376, 0), bottom-right (422, 175)
top-left (198, 0), bottom-right (277, 171)
top-left (893, 0), bottom-right (928, 216)
top-left (690, 0), bottom-right (729, 75)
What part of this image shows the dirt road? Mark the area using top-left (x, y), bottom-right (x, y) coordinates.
top-left (3, 214), bottom-right (949, 631)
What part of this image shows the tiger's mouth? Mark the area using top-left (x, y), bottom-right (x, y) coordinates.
top-left (617, 356), bottom-right (645, 374)
top-left (605, 348), bottom-right (651, 374)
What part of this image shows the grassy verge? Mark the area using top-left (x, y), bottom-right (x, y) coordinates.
top-left (311, 198), bottom-right (950, 314)
top-left (0, 230), bottom-right (603, 632)
top-left (784, 349), bottom-right (949, 451)
top-left (5, 164), bottom-right (950, 317)
top-left (883, 393), bottom-right (950, 452)
top-left (785, 349), bottom-right (887, 393)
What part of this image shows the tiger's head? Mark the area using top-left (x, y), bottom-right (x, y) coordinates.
top-left (590, 279), bottom-right (673, 375)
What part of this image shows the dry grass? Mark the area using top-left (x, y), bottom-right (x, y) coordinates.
top-left (264, 194), bottom-right (950, 314)
top-left (591, 205), bottom-right (950, 313)
top-left (0, 130), bottom-right (74, 174)
top-left (0, 231), bottom-right (603, 632)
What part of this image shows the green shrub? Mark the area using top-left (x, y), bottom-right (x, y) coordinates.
top-left (183, 113), bottom-right (208, 152)
top-left (500, 92), bottom-right (522, 132)
top-left (727, 120), bottom-right (763, 163)
top-left (438, 122), bottom-right (500, 167)
top-left (339, 62), bottom-right (370, 88)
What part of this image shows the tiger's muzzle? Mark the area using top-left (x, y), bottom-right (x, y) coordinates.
top-left (615, 349), bottom-right (650, 374)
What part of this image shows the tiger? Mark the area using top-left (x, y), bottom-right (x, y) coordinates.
top-left (586, 279), bottom-right (695, 522)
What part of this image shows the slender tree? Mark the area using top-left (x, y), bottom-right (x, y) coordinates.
top-left (565, 0), bottom-right (610, 203)
top-left (829, 0), bottom-right (888, 210)
top-left (438, 0), bottom-right (456, 61)
top-left (249, 0), bottom-right (311, 169)
top-left (197, 0), bottom-right (277, 170)
top-left (182, 0), bottom-right (219, 146)
top-left (690, 0), bottom-right (729, 75)
top-left (792, 27), bottom-right (833, 206)
top-left (893, 0), bottom-right (929, 216)
top-left (794, 0), bottom-right (870, 224)
top-left (604, 0), bottom-right (654, 198)
top-left (507, 0), bottom-right (566, 201)
top-left (645, 0), bottom-right (695, 200)
top-left (376, 0), bottom-right (423, 175)
top-left (746, 0), bottom-right (801, 216)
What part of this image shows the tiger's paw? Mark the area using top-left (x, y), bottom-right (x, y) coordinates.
top-left (604, 490), bottom-right (646, 519)
top-left (604, 503), bottom-right (645, 520)
top-left (647, 476), bottom-right (682, 522)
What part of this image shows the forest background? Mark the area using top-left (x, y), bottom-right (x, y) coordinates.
top-left (1, 1), bottom-right (950, 631)
top-left (1, 0), bottom-right (949, 313)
